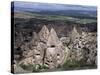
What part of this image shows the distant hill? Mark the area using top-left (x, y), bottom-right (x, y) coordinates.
top-left (11, 1), bottom-right (97, 19)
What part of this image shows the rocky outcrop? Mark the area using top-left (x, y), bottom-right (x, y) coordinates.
top-left (68, 27), bottom-right (97, 65)
top-left (17, 25), bottom-right (68, 70)
top-left (47, 28), bottom-right (60, 47)
top-left (39, 25), bottom-right (49, 43)
top-left (13, 25), bottom-right (97, 72)
top-left (70, 26), bottom-right (80, 41)
top-left (60, 37), bottom-right (70, 46)
top-left (44, 28), bottom-right (67, 69)
top-left (81, 32), bottom-right (97, 65)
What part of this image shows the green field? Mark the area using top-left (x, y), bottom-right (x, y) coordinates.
top-left (14, 11), bottom-right (96, 24)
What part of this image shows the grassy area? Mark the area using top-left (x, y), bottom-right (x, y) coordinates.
top-left (20, 64), bottom-right (35, 71)
top-left (14, 11), bottom-right (96, 24)
top-left (20, 64), bottom-right (49, 72)
top-left (61, 59), bottom-right (97, 70)
top-left (19, 59), bottom-right (97, 72)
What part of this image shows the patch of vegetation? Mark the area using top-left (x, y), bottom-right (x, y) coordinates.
top-left (62, 59), bottom-right (80, 69)
top-left (20, 64), bottom-right (35, 71)
top-left (20, 64), bottom-right (49, 72)
top-left (76, 19), bottom-right (96, 24)
top-left (38, 65), bottom-right (49, 69)
top-left (61, 59), bottom-right (97, 70)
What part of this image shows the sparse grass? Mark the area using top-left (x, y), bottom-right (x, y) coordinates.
top-left (62, 59), bottom-right (80, 69)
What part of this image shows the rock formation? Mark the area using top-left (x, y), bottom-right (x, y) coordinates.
top-left (13, 25), bottom-right (97, 73)
top-left (38, 25), bottom-right (49, 43)
top-left (47, 28), bottom-right (60, 47)
top-left (68, 27), bottom-right (97, 65)
top-left (70, 26), bottom-right (80, 41)
top-left (44, 28), bottom-right (67, 69)
top-left (18, 25), bottom-right (68, 70)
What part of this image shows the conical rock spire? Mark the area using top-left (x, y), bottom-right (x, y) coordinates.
top-left (39, 25), bottom-right (49, 43)
top-left (47, 28), bottom-right (60, 47)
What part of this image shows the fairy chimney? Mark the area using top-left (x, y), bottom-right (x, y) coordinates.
top-left (19, 25), bottom-right (68, 70)
top-left (38, 25), bottom-right (49, 43)
top-left (44, 28), bottom-right (66, 69)
top-left (47, 28), bottom-right (60, 47)
top-left (71, 26), bottom-right (80, 41)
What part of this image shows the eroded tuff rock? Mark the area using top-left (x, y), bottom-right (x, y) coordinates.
top-left (60, 37), bottom-right (70, 46)
top-left (44, 28), bottom-right (67, 69)
top-left (39, 25), bottom-right (50, 43)
top-left (17, 25), bottom-right (68, 69)
top-left (68, 27), bottom-right (97, 65)
top-left (47, 28), bottom-right (60, 47)
top-left (14, 25), bottom-right (97, 71)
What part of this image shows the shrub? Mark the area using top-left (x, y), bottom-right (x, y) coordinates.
top-left (20, 64), bottom-right (49, 72)
top-left (62, 59), bottom-right (81, 70)
top-left (20, 64), bottom-right (34, 71)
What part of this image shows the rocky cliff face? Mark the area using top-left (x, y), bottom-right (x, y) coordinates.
top-left (13, 19), bottom-right (97, 73)
top-left (14, 25), bottom-right (70, 71)
top-left (44, 27), bottom-right (67, 69)
top-left (68, 27), bottom-right (97, 65)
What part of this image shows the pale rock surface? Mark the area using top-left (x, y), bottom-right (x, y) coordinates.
top-left (39, 25), bottom-right (49, 43)
top-left (47, 28), bottom-right (60, 47)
